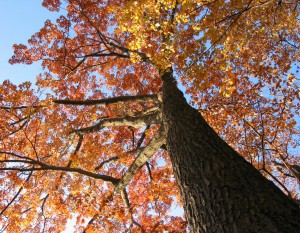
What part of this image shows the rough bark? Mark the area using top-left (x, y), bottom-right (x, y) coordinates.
top-left (159, 69), bottom-right (300, 233)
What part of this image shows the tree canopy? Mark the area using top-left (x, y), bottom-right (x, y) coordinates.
top-left (1, 0), bottom-right (300, 232)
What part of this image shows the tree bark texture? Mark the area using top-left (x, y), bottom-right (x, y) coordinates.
top-left (159, 69), bottom-right (300, 233)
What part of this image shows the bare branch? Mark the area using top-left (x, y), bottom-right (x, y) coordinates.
top-left (94, 156), bottom-right (119, 171)
top-left (0, 171), bottom-right (33, 216)
top-left (82, 194), bottom-right (114, 233)
top-left (115, 126), bottom-right (166, 193)
top-left (70, 2), bottom-right (153, 67)
top-left (10, 116), bottom-right (29, 125)
top-left (82, 213), bottom-right (100, 233)
top-left (56, 135), bottom-right (84, 187)
top-left (0, 186), bottom-right (23, 216)
top-left (74, 113), bottom-right (161, 135)
top-left (41, 194), bottom-right (49, 233)
top-left (0, 166), bottom-right (119, 184)
top-left (74, 134), bottom-right (84, 153)
top-left (146, 162), bottom-right (153, 181)
top-left (275, 160), bottom-right (300, 184)
top-left (186, 0), bottom-right (254, 70)
top-left (0, 105), bottom-right (43, 110)
top-left (7, 119), bottom-right (29, 137)
top-left (261, 168), bottom-right (292, 197)
top-left (0, 151), bottom-right (36, 162)
top-left (136, 125), bottom-right (151, 148)
top-left (0, 223), bottom-right (9, 232)
top-left (0, 154), bottom-right (119, 185)
top-left (121, 190), bottom-right (145, 233)
top-left (85, 51), bottom-right (129, 59)
top-left (64, 57), bottom-right (86, 72)
top-left (93, 147), bottom-right (147, 171)
top-left (53, 94), bottom-right (157, 106)
top-left (58, 133), bottom-right (76, 156)
top-left (93, 126), bottom-right (151, 171)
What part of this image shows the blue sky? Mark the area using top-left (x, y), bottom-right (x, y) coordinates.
top-left (0, 0), bottom-right (60, 85)
top-left (0, 1), bottom-right (76, 231)
top-left (0, 3), bottom-right (183, 230)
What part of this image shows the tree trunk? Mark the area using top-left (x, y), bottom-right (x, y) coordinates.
top-left (159, 69), bottom-right (300, 233)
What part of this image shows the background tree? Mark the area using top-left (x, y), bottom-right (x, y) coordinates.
top-left (1, 0), bottom-right (300, 232)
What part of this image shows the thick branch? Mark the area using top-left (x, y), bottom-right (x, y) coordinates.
top-left (0, 105), bottom-right (43, 110)
top-left (115, 127), bottom-right (166, 193)
top-left (53, 94), bottom-right (157, 106)
top-left (74, 113), bottom-right (160, 135)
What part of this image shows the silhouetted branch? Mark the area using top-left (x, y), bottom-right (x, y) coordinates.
top-left (93, 147), bottom-right (147, 171)
top-left (261, 168), bottom-right (291, 197)
top-left (136, 125), bottom-right (151, 148)
top-left (82, 194), bottom-right (114, 233)
top-left (54, 94), bottom-right (157, 106)
top-left (0, 171), bottom-right (33, 216)
top-left (41, 194), bottom-right (49, 233)
top-left (0, 105), bottom-right (43, 110)
top-left (0, 166), bottom-right (119, 184)
top-left (0, 153), bottom-right (119, 185)
top-left (0, 186), bottom-right (23, 216)
top-left (94, 156), bottom-right (119, 171)
top-left (121, 190), bottom-right (145, 233)
top-left (146, 162), bottom-right (153, 181)
top-left (56, 135), bottom-right (84, 187)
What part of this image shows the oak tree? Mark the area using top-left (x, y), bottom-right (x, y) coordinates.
top-left (1, 0), bottom-right (300, 232)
